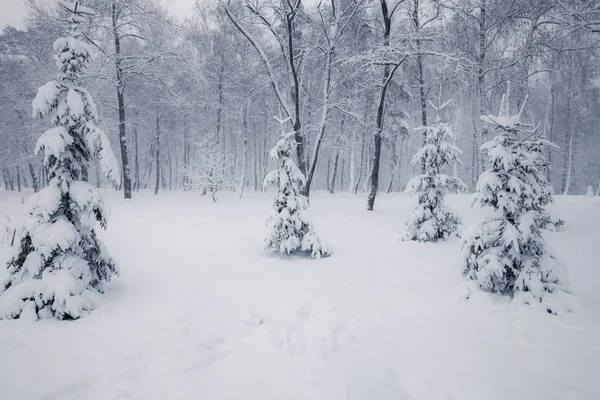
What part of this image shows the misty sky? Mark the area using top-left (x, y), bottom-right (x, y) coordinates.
top-left (0, 0), bottom-right (196, 29)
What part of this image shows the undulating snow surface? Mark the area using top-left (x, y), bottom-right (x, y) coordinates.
top-left (0, 190), bottom-right (599, 399)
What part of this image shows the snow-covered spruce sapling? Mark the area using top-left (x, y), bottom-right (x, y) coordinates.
top-left (402, 100), bottom-right (466, 241)
top-left (0, 0), bottom-right (120, 320)
top-left (182, 133), bottom-right (237, 202)
top-left (462, 92), bottom-right (570, 313)
top-left (264, 119), bottom-right (330, 258)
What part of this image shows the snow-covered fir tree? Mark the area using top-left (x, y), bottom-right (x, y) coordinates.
top-left (182, 133), bottom-right (236, 202)
top-left (264, 118), bottom-right (330, 258)
top-left (0, 1), bottom-right (120, 320)
top-left (462, 90), bottom-right (569, 313)
top-left (402, 100), bottom-right (466, 241)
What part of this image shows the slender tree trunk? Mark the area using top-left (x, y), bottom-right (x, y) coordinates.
top-left (367, 0), bottom-right (395, 211)
top-left (546, 82), bottom-right (556, 185)
top-left (413, 0), bottom-right (428, 173)
top-left (161, 163), bottom-right (167, 191)
top-left (330, 151), bottom-right (340, 194)
top-left (2, 167), bottom-right (12, 191)
top-left (562, 119), bottom-right (575, 195)
top-left (349, 133), bottom-right (356, 194)
top-left (28, 162), bottom-right (39, 193)
top-left (339, 157), bottom-right (345, 192)
top-left (15, 166), bottom-right (21, 192)
top-left (303, 47), bottom-right (333, 197)
top-left (183, 114), bottom-right (190, 190)
top-left (133, 111), bottom-right (140, 191)
top-left (326, 156), bottom-right (332, 192)
top-left (475, 0), bottom-right (487, 179)
top-left (216, 58), bottom-right (224, 144)
top-left (386, 137), bottom-right (398, 193)
top-left (112, 3), bottom-right (131, 199)
top-left (166, 127), bottom-right (173, 191)
top-left (354, 128), bottom-right (366, 194)
top-left (4, 167), bottom-right (14, 190)
top-left (240, 100), bottom-right (249, 198)
top-left (254, 123), bottom-right (259, 191)
top-left (40, 165), bottom-right (46, 188)
top-left (286, 14), bottom-right (306, 179)
top-left (155, 115), bottom-right (161, 195)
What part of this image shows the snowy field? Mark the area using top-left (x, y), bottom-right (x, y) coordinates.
top-left (0, 190), bottom-right (599, 400)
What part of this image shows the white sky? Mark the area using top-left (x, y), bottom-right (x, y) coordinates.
top-left (0, 0), bottom-right (196, 30)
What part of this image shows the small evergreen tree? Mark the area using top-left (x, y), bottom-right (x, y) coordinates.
top-left (0, 1), bottom-right (120, 320)
top-left (462, 90), bottom-right (569, 313)
top-left (402, 101), bottom-right (466, 241)
top-left (264, 118), bottom-right (330, 258)
top-left (182, 133), bottom-right (236, 202)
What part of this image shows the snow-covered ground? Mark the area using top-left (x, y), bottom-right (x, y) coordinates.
top-left (0, 190), bottom-right (599, 400)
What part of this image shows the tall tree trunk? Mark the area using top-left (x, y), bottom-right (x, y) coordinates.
top-left (2, 167), bottom-right (13, 191)
top-left (166, 127), bottom-right (173, 191)
top-left (546, 82), bottom-right (556, 185)
top-left (386, 137), bottom-right (398, 193)
top-left (28, 162), bottom-right (39, 193)
top-left (133, 110), bottom-right (140, 192)
top-left (349, 130), bottom-right (356, 194)
top-left (475, 0), bottom-right (487, 179)
top-left (15, 166), bottom-right (21, 192)
top-left (413, 0), bottom-right (428, 173)
top-left (155, 115), bottom-right (161, 195)
top-left (367, 0), bottom-right (395, 211)
top-left (216, 58), bottom-right (224, 143)
top-left (112, 3), bottom-right (132, 199)
top-left (183, 114), bottom-right (190, 191)
top-left (40, 165), bottom-right (46, 188)
top-left (240, 100), bottom-right (249, 198)
top-left (254, 123), bottom-right (259, 191)
top-left (286, 14), bottom-right (306, 179)
top-left (354, 128), bottom-right (366, 194)
top-left (326, 155), bottom-right (332, 193)
top-left (562, 118), bottom-right (575, 195)
top-left (330, 151), bottom-right (340, 194)
top-left (339, 157), bottom-right (345, 193)
top-left (303, 47), bottom-right (333, 197)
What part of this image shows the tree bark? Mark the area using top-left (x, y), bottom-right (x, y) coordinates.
top-left (28, 162), bottom-right (39, 193)
top-left (330, 150), bottom-right (340, 194)
top-left (155, 115), bottom-right (161, 195)
top-left (240, 100), bottom-right (249, 198)
top-left (354, 127), bottom-right (366, 194)
top-left (112, 3), bottom-right (132, 199)
top-left (303, 47), bottom-right (333, 197)
top-left (367, 0), bottom-right (395, 210)
top-left (412, 0), bottom-right (428, 173)
top-left (16, 166), bottom-right (21, 192)
top-left (133, 111), bottom-right (140, 192)
top-left (386, 137), bottom-right (398, 193)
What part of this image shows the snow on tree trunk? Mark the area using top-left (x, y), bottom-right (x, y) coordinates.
top-left (0, 1), bottom-right (120, 320)
top-left (264, 119), bottom-right (330, 259)
top-left (461, 91), bottom-right (573, 314)
top-left (402, 104), bottom-right (466, 242)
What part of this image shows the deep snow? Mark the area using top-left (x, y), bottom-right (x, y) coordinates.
top-left (0, 190), bottom-right (599, 400)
